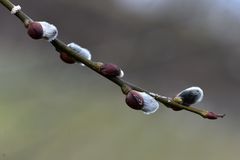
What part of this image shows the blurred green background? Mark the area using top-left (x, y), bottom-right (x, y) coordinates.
top-left (0, 0), bottom-right (239, 160)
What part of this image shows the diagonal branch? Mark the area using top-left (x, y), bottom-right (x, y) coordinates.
top-left (0, 0), bottom-right (225, 120)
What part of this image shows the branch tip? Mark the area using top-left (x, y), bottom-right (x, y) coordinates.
top-left (204, 112), bottom-right (226, 120)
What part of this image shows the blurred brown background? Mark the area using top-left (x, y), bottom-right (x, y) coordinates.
top-left (0, 0), bottom-right (239, 160)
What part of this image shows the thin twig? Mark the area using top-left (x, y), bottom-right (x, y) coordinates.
top-left (0, 0), bottom-right (225, 120)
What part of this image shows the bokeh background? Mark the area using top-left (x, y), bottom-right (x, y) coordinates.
top-left (0, 0), bottom-right (239, 160)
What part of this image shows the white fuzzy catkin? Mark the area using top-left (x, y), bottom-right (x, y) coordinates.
top-left (67, 43), bottom-right (92, 66)
top-left (11, 5), bottom-right (21, 14)
top-left (177, 86), bottom-right (204, 104)
top-left (138, 92), bottom-right (159, 115)
top-left (39, 21), bottom-right (58, 42)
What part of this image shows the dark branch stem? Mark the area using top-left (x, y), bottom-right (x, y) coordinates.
top-left (0, 0), bottom-right (225, 120)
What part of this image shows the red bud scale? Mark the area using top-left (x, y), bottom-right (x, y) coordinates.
top-left (27, 22), bottom-right (43, 39)
top-left (59, 52), bottom-right (76, 64)
top-left (125, 90), bottom-right (144, 110)
top-left (100, 63), bottom-right (124, 77)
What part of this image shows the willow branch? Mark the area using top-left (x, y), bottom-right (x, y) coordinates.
top-left (0, 0), bottom-right (225, 120)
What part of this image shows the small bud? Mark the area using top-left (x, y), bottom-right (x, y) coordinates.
top-left (171, 97), bottom-right (183, 111)
top-left (174, 87), bottom-right (204, 106)
top-left (100, 63), bottom-right (124, 78)
top-left (205, 112), bottom-right (225, 120)
top-left (125, 90), bottom-right (159, 115)
top-left (27, 21), bottom-right (58, 41)
top-left (59, 52), bottom-right (76, 64)
top-left (67, 43), bottom-right (92, 66)
top-left (11, 5), bottom-right (21, 14)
